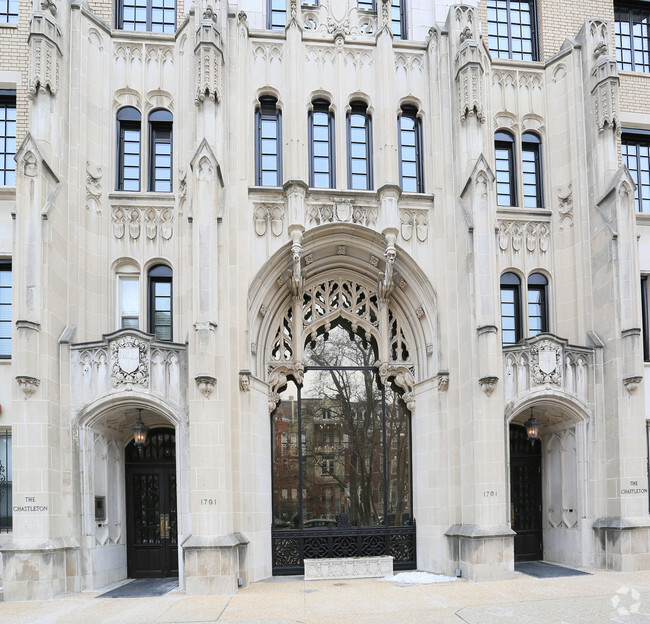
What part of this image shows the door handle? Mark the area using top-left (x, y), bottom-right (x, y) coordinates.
top-left (159, 513), bottom-right (170, 539)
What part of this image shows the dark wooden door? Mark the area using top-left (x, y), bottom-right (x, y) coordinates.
top-left (510, 424), bottom-right (543, 562)
top-left (125, 429), bottom-right (178, 578)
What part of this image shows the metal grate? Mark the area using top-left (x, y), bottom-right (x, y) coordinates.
top-left (0, 431), bottom-right (12, 532)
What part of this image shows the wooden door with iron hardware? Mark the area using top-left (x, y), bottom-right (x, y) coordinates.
top-left (125, 429), bottom-right (178, 578)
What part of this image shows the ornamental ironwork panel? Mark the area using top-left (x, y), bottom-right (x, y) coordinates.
top-left (271, 524), bottom-right (416, 575)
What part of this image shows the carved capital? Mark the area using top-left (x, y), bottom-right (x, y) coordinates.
top-left (623, 376), bottom-right (643, 394)
top-left (479, 376), bottom-right (499, 396)
top-left (195, 375), bottom-right (217, 398)
top-left (268, 362), bottom-right (304, 412)
top-left (376, 362), bottom-right (415, 412)
top-left (16, 375), bottom-right (40, 398)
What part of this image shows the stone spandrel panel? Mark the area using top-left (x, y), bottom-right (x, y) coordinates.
top-left (70, 329), bottom-right (187, 413)
top-left (490, 67), bottom-right (546, 132)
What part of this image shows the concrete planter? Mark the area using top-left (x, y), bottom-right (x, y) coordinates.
top-left (304, 556), bottom-right (393, 580)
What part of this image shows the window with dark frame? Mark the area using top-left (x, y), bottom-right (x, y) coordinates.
top-left (495, 130), bottom-right (516, 207)
top-left (0, 431), bottom-right (11, 533)
top-left (149, 109), bottom-right (172, 192)
top-left (0, 262), bottom-right (11, 359)
top-left (0, 91), bottom-right (16, 187)
top-left (0, 0), bottom-right (17, 22)
top-left (357, 0), bottom-right (375, 9)
top-left (256, 96), bottom-right (282, 187)
top-left (622, 130), bottom-right (650, 212)
top-left (309, 99), bottom-right (335, 189)
top-left (615, 4), bottom-right (650, 72)
top-left (527, 272), bottom-right (548, 337)
top-left (642, 276), bottom-right (649, 362)
top-left (500, 272), bottom-right (521, 345)
top-left (647, 421), bottom-right (650, 514)
top-left (398, 106), bottom-right (423, 193)
top-left (522, 132), bottom-right (543, 208)
top-left (487, 0), bottom-right (538, 61)
top-left (347, 102), bottom-right (372, 191)
top-left (117, 0), bottom-right (176, 32)
top-left (116, 107), bottom-right (141, 192)
top-left (267, 0), bottom-right (286, 30)
top-left (390, 0), bottom-right (406, 39)
top-left (148, 264), bottom-right (172, 341)
top-left (120, 274), bottom-right (140, 330)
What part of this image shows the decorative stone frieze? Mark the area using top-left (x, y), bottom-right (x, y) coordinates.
top-left (195, 375), bottom-right (217, 398)
top-left (497, 221), bottom-right (550, 254)
top-left (28, 14), bottom-right (62, 99)
top-left (479, 376), bottom-right (498, 396)
top-left (400, 209), bottom-right (428, 242)
top-left (306, 199), bottom-right (378, 228)
top-left (112, 206), bottom-right (173, 241)
top-left (503, 334), bottom-right (593, 403)
top-left (254, 204), bottom-right (284, 237)
top-left (16, 375), bottom-right (40, 398)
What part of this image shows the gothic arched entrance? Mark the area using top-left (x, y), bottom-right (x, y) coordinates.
top-left (125, 428), bottom-right (178, 578)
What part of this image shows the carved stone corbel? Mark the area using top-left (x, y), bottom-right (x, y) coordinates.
top-left (623, 376), bottom-right (642, 394)
top-left (268, 362), bottom-right (304, 412)
top-left (437, 372), bottom-right (449, 392)
top-left (195, 375), bottom-right (217, 398)
top-left (378, 234), bottom-right (396, 301)
top-left (479, 376), bottom-right (498, 396)
top-left (239, 370), bottom-right (251, 392)
top-left (376, 362), bottom-right (415, 412)
top-left (16, 375), bottom-right (40, 398)
top-left (288, 229), bottom-right (303, 299)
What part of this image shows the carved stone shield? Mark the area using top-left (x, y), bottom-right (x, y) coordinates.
top-left (539, 348), bottom-right (557, 375)
top-left (118, 347), bottom-right (140, 374)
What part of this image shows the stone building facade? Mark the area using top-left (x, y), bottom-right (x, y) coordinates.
top-left (1, 0), bottom-right (650, 601)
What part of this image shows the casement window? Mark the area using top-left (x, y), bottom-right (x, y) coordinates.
top-left (116, 0), bottom-right (176, 32)
top-left (118, 265), bottom-right (140, 330)
top-left (117, 107), bottom-right (141, 191)
top-left (309, 99), bottom-right (335, 189)
top-left (256, 96), bottom-right (282, 187)
top-left (0, 431), bottom-right (11, 533)
top-left (527, 273), bottom-right (548, 337)
top-left (347, 102), bottom-right (372, 190)
top-left (267, 0), bottom-right (286, 30)
top-left (501, 271), bottom-right (549, 345)
top-left (487, 0), bottom-right (538, 61)
top-left (500, 272), bottom-right (522, 345)
top-left (357, 0), bottom-right (375, 9)
top-left (622, 130), bottom-right (650, 212)
top-left (0, 91), bottom-right (16, 186)
top-left (390, 0), bottom-right (406, 39)
top-left (642, 276), bottom-right (650, 361)
top-left (495, 130), bottom-right (543, 208)
top-left (0, 262), bottom-right (11, 358)
top-left (149, 110), bottom-right (172, 192)
top-left (398, 106), bottom-right (423, 193)
top-left (615, 4), bottom-right (650, 72)
top-left (148, 264), bottom-right (172, 341)
top-left (0, 0), bottom-right (17, 23)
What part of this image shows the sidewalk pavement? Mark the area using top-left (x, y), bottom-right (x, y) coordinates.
top-left (1, 567), bottom-right (649, 624)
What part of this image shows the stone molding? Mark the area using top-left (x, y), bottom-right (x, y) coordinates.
top-left (16, 375), bottom-right (40, 398)
top-left (195, 375), bottom-right (217, 398)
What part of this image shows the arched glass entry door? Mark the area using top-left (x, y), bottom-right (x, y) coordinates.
top-left (125, 428), bottom-right (178, 577)
top-left (271, 325), bottom-right (415, 574)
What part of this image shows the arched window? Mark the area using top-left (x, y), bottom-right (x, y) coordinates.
top-left (271, 323), bottom-right (414, 573)
top-left (495, 130), bottom-right (516, 207)
top-left (116, 107), bottom-right (141, 191)
top-left (527, 272), bottom-right (548, 336)
top-left (117, 262), bottom-right (140, 330)
top-left (500, 272), bottom-right (521, 345)
top-left (256, 96), bottom-right (282, 187)
top-left (309, 99), bottom-right (335, 189)
top-left (117, 0), bottom-right (176, 32)
top-left (522, 132), bottom-right (542, 208)
top-left (347, 101), bottom-right (372, 190)
top-left (149, 110), bottom-right (173, 192)
top-left (398, 105), bottom-right (423, 193)
top-left (148, 264), bottom-right (172, 341)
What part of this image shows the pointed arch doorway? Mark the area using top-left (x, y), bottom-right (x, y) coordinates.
top-left (271, 322), bottom-right (416, 575)
top-left (125, 428), bottom-right (178, 578)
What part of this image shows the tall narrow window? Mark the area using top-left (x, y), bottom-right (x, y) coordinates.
top-left (495, 131), bottom-right (516, 207)
top-left (309, 99), bottom-right (335, 189)
top-left (0, 431), bottom-right (11, 532)
top-left (527, 272), bottom-right (548, 337)
top-left (148, 265), bottom-right (172, 341)
top-left (256, 96), bottom-right (282, 187)
top-left (642, 276), bottom-right (649, 361)
top-left (390, 0), bottom-right (406, 39)
top-left (347, 102), bottom-right (372, 190)
top-left (117, 107), bottom-right (141, 192)
top-left (0, 262), bottom-right (11, 358)
top-left (622, 131), bottom-right (650, 212)
top-left (119, 269), bottom-right (140, 330)
top-left (0, 0), bottom-right (18, 22)
top-left (501, 272), bottom-right (521, 345)
top-left (0, 91), bottom-right (16, 186)
top-left (615, 4), bottom-right (650, 72)
top-left (117, 0), bottom-right (176, 32)
top-left (267, 0), bottom-right (286, 29)
top-left (149, 110), bottom-right (172, 192)
top-left (521, 132), bottom-right (542, 208)
top-left (398, 106), bottom-right (423, 193)
top-left (487, 0), bottom-right (537, 61)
